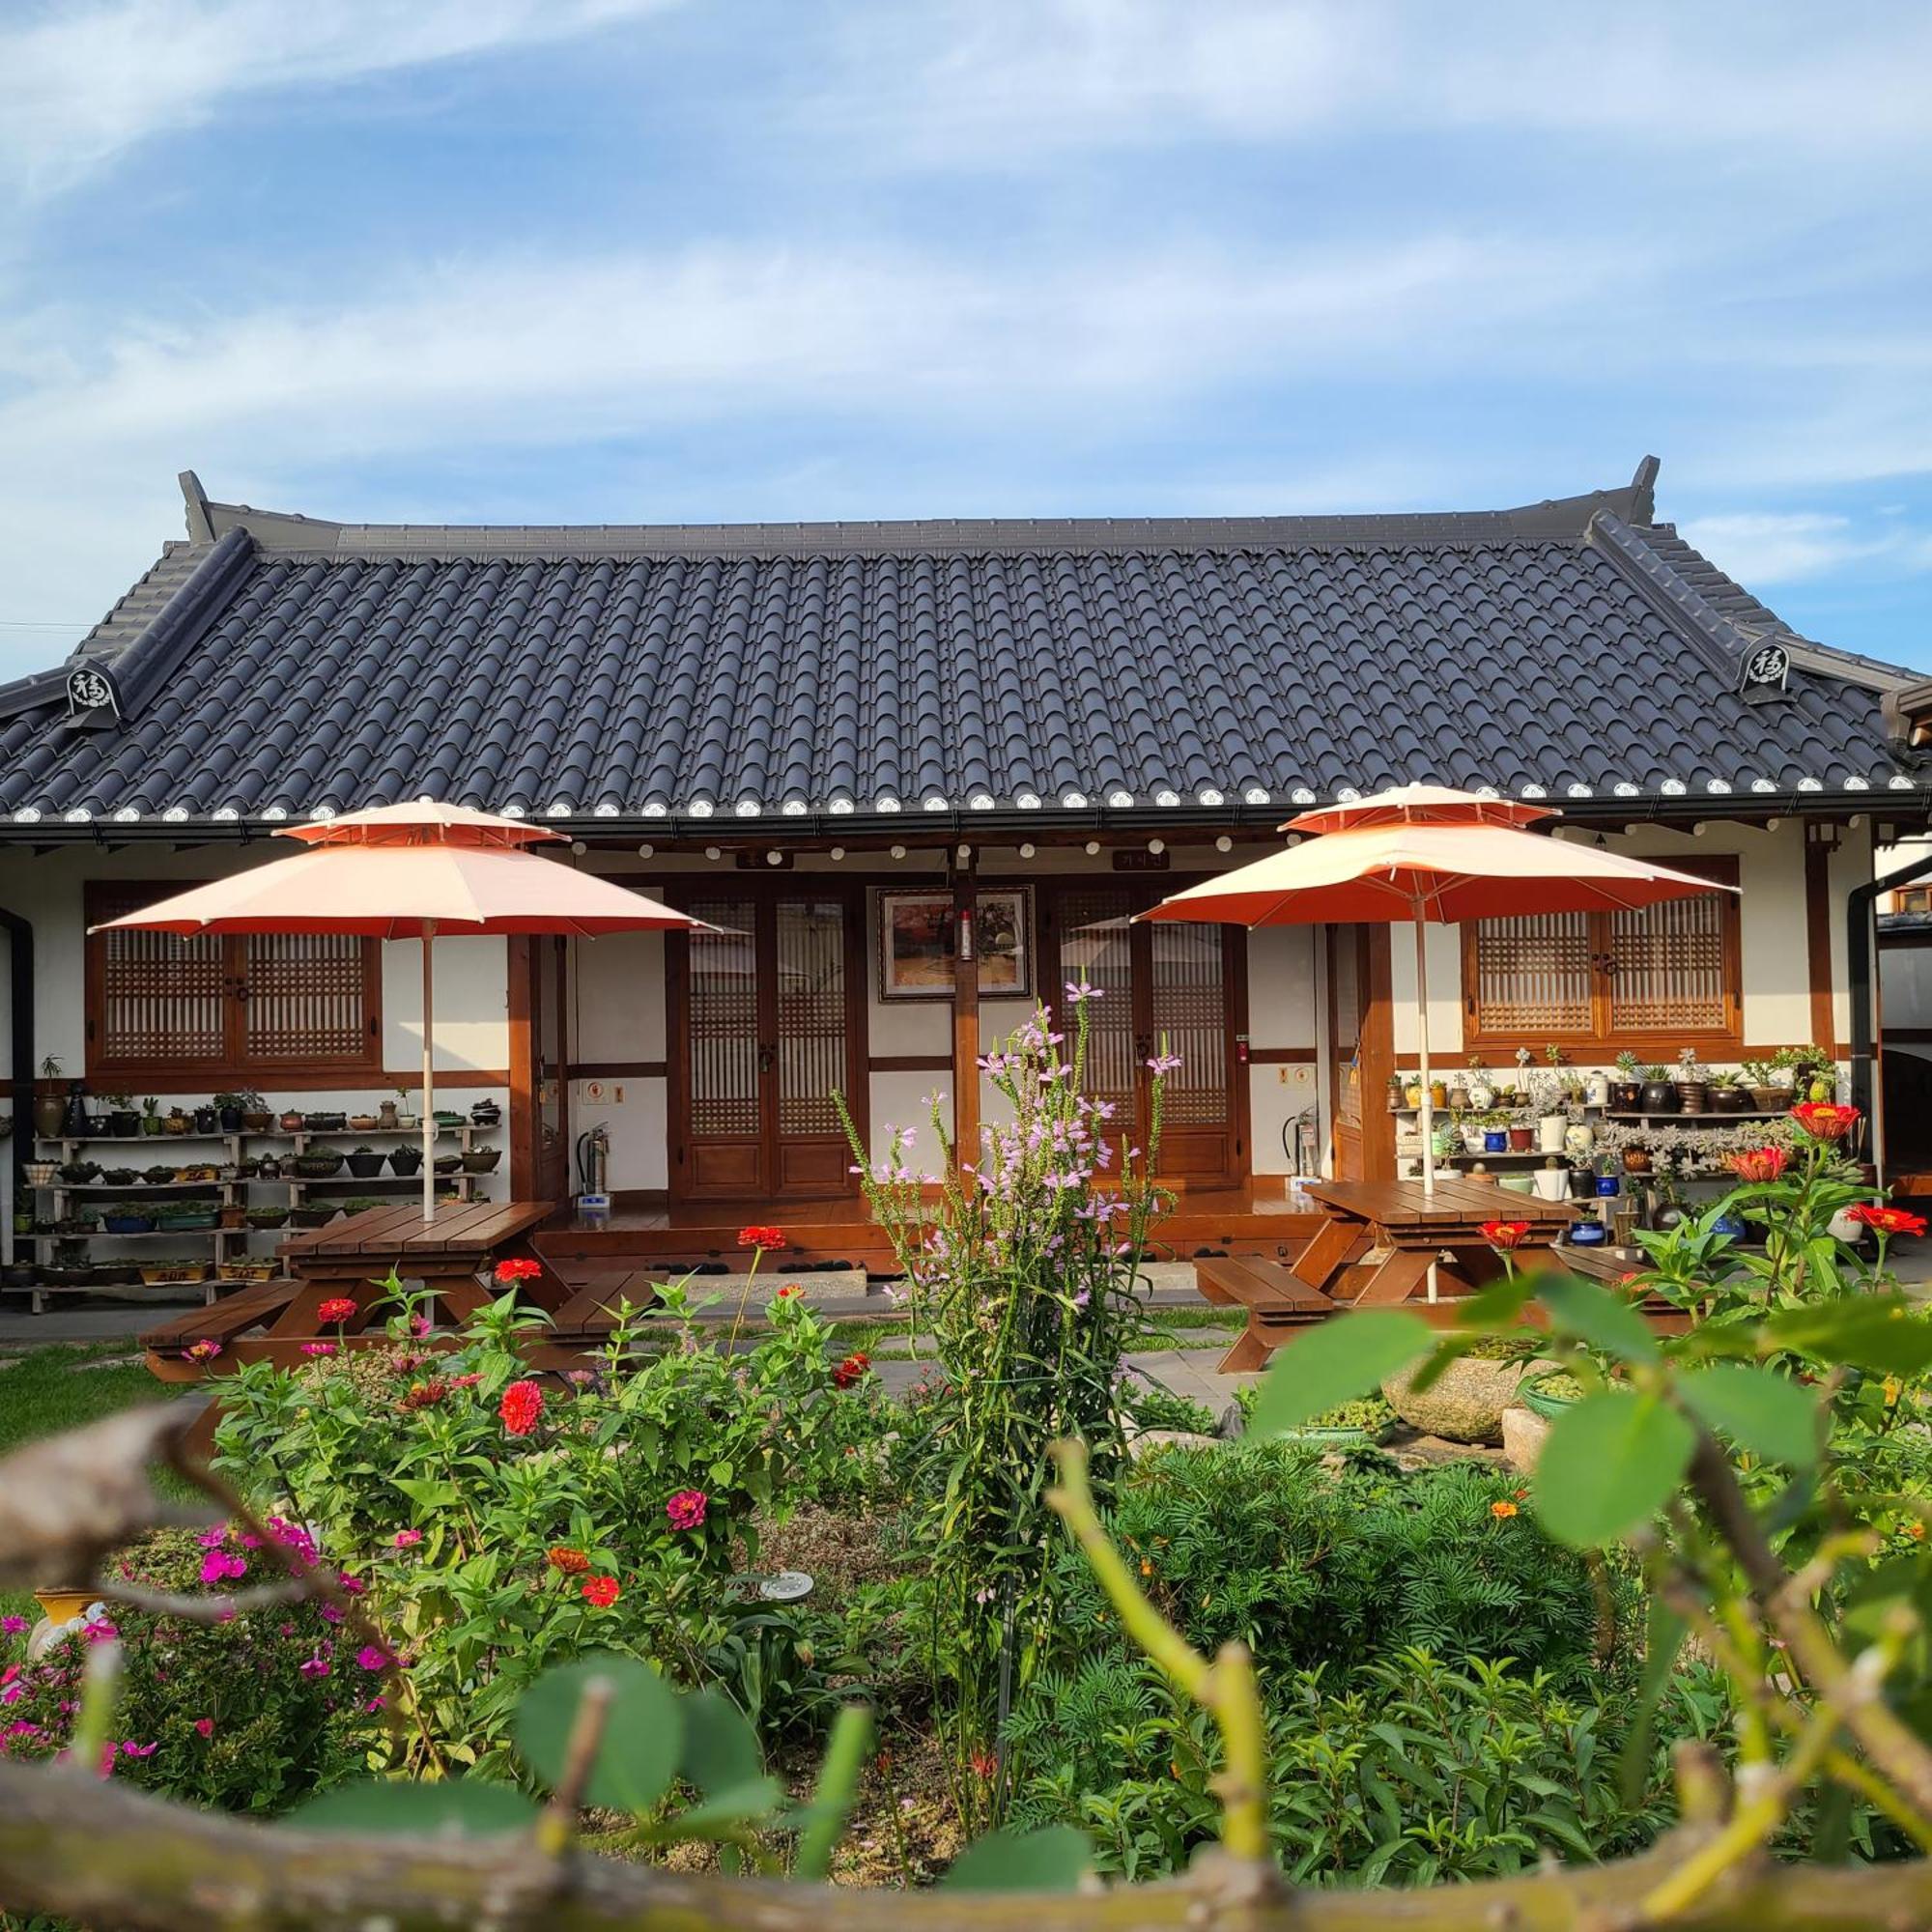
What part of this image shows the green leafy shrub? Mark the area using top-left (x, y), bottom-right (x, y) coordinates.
top-left (211, 1280), bottom-right (895, 1774)
top-left (1041, 1444), bottom-right (1620, 1690)
top-left (0, 1526), bottom-right (372, 1812)
top-left (1009, 1647), bottom-right (1719, 1884)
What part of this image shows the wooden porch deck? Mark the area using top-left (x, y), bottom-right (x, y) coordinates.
top-left (532, 1183), bottom-right (1327, 1276)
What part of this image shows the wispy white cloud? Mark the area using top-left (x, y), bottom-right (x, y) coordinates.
top-left (0, 0), bottom-right (677, 194)
top-left (1679, 510), bottom-right (1932, 586)
top-left (816, 0), bottom-right (1932, 167)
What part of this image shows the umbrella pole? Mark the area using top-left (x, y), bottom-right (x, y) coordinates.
top-left (1413, 909), bottom-right (1441, 1305)
top-left (421, 923), bottom-right (437, 1225)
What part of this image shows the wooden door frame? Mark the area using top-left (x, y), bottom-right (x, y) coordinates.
top-left (507, 936), bottom-right (571, 1203)
top-left (1037, 876), bottom-right (1250, 1189)
top-left (664, 878), bottom-right (869, 1203)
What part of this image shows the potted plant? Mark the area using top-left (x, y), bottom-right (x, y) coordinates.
top-left (213, 1093), bottom-right (245, 1133)
top-left (11, 1207), bottom-right (33, 1237)
top-left (192, 1102), bottom-right (218, 1134)
top-left (279, 1108), bottom-right (306, 1133)
top-left (238, 1090), bottom-right (272, 1133)
top-left (461, 1145), bottom-right (502, 1175)
top-left (1778, 1046), bottom-right (1836, 1104)
top-left (470, 1097), bottom-right (502, 1128)
top-left (141, 1163), bottom-right (176, 1185)
top-left (340, 1195), bottom-right (384, 1216)
top-left (163, 1107), bottom-right (191, 1137)
top-left (294, 1151), bottom-right (345, 1179)
top-left (344, 1145), bottom-right (387, 1179)
top-left (97, 1093), bottom-right (138, 1138)
top-left (257, 1151), bottom-right (283, 1179)
top-left (290, 1204), bottom-right (337, 1229)
top-left (1674, 1049), bottom-right (1709, 1116)
top-left (348, 1112), bottom-right (380, 1133)
top-left (1505, 1112), bottom-right (1534, 1152)
top-left (102, 1204), bottom-right (156, 1235)
top-left (138, 1096), bottom-right (163, 1137)
top-left (306, 1110), bottom-right (347, 1133)
top-left (1638, 1065), bottom-right (1679, 1113)
top-left (246, 1206), bottom-right (290, 1230)
top-left (32, 1058), bottom-right (66, 1142)
top-left (219, 1203), bottom-right (248, 1229)
top-left (388, 1143), bottom-right (423, 1177)
top-left (1707, 1068), bottom-right (1750, 1114)
top-left (432, 1153), bottom-right (464, 1177)
top-left (1610, 1050), bottom-right (1644, 1112)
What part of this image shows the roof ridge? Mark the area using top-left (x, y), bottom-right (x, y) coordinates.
top-left (195, 477), bottom-right (1657, 562)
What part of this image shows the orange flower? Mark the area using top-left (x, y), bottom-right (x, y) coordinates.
top-left (1479, 1220), bottom-right (1531, 1251)
top-left (1846, 1204), bottom-right (1928, 1237)
top-left (737, 1225), bottom-right (786, 1252)
top-left (580, 1575), bottom-right (620, 1608)
top-left (1791, 1101), bottom-right (1860, 1143)
top-left (1883, 1377), bottom-right (1904, 1408)
top-left (1139, 1558), bottom-right (1153, 1577)
top-left (776, 1283), bottom-right (803, 1299)
top-left (831, 1351), bottom-right (870, 1389)
top-left (1490, 1500), bottom-right (1519, 1520)
top-left (1726, 1146), bottom-right (1788, 1182)
top-left (1909, 1521), bottom-right (1926, 1542)
top-left (547, 1546), bottom-right (591, 1575)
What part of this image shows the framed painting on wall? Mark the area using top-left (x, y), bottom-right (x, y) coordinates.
top-left (878, 887), bottom-right (1033, 1001)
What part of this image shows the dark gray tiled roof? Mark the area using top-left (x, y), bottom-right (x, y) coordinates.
top-left (0, 464), bottom-right (1919, 832)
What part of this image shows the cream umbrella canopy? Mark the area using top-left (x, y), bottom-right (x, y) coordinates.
top-left (94, 802), bottom-right (714, 1221)
top-left (1140, 785), bottom-right (1735, 1197)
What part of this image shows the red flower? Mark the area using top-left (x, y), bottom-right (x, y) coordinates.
top-left (1846, 1204), bottom-right (1929, 1237)
top-left (1792, 1101), bottom-right (1861, 1143)
top-left (1479, 1220), bottom-right (1532, 1251)
top-left (493, 1257), bottom-right (543, 1284)
top-left (547, 1546), bottom-right (590, 1575)
top-left (1726, 1146), bottom-right (1789, 1182)
top-left (775, 1283), bottom-right (803, 1300)
top-left (449, 1372), bottom-right (484, 1389)
top-left (316, 1296), bottom-right (358, 1324)
top-left (580, 1576), bottom-right (620, 1608)
top-left (666, 1489), bottom-right (708, 1531)
top-left (402, 1378), bottom-right (449, 1410)
top-left (498, 1379), bottom-right (545, 1435)
top-left (737, 1225), bottom-right (786, 1252)
top-left (832, 1351), bottom-right (871, 1390)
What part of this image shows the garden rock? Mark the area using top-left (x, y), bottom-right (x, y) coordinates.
top-left (1381, 1357), bottom-right (1525, 1444)
top-left (1501, 1404), bottom-right (1550, 1472)
top-left (1128, 1428), bottom-right (1222, 1459)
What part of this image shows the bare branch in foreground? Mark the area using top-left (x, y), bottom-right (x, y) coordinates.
top-left (0, 1405), bottom-right (205, 1588)
top-left (0, 1760), bottom-right (1926, 1932)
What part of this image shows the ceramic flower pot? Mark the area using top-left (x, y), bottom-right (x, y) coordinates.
top-left (1506, 1125), bottom-right (1534, 1151)
top-left (1676, 1081), bottom-right (1708, 1116)
top-left (1532, 1166), bottom-right (1570, 1202)
top-left (1612, 1080), bottom-right (1645, 1112)
top-left (1623, 1148), bottom-right (1654, 1174)
top-left (1639, 1081), bottom-right (1680, 1114)
top-left (1537, 1114), bottom-right (1567, 1154)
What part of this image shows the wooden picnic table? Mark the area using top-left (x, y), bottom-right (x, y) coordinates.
top-left (1197, 1176), bottom-right (1576, 1373)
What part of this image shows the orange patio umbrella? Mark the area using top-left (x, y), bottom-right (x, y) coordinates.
top-left (1140, 784), bottom-right (1732, 1199)
top-left (94, 802), bottom-right (712, 1220)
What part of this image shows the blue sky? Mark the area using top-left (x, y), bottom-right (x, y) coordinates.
top-left (1, 0), bottom-right (1929, 678)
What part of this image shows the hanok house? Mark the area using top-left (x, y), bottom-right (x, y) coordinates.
top-left (0, 457), bottom-right (1926, 1289)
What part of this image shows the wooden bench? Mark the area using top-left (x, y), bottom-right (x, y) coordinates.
top-left (1195, 1256), bottom-right (1340, 1372)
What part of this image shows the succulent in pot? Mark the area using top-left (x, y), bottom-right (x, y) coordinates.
top-left (139, 1096), bottom-right (164, 1136)
top-left (212, 1093), bottom-right (246, 1133)
top-left (99, 1093), bottom-right (139, 1138)
top-left (1637, 1066), bottom-right (1679, 1114)
top-left (461, 1146), bottom-right (502, 1174)
top-left (432, 1153), bottom-right (464, 1176)
top-left (305, 1111), bottom-right (347, 1133)
top-left (192, 1103), bottom-right (218, 1134)
top-left (290, 1204), bottom-right (338, 1228)
top-left (163, 1107), bottom-right (191, 1137)
top-left (343, 1145), bottom-right (387, 1179)
top-left (245, 1206), bottom-right (290, 1229)
top-left (32, 1056), bottom-right (67, 1142)
top-left (294, 1151), bottom-right (345, 1179)
top-left (142, 1164), bottom-right (177, 1185)
top-left (102, 1206), bottom-right (156, 1234)
top-left (388, 1144), bottom-right (423, 1177)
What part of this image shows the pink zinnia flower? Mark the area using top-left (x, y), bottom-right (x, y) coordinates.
top-left (666, 1489), bottom-right (709, 1531)
top-left (392, 1528), bottom-right (423, 1548)
top-left (299, 1341), bottom-right (336, 1358)
top-left (193, 1718), bottom-right (214, 1739)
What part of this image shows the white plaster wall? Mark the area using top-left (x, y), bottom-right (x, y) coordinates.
top-left (1248, 924), bottom-right (1321, 1177)
top-left (1383, 819), bottom-right (1835, 1067)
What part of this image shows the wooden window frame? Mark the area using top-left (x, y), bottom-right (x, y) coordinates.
top-left (1459, 855), bottom-right (1742, 1060)
top-left (84, 881), bottom-right (384, 1090)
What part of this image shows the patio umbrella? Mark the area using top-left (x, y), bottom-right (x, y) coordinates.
top-left (1139, 784), bottom-right (1732, 1199)
top-left (94, 802), bottom-right (712, 1221)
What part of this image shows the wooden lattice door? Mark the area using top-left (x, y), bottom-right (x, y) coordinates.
top-left (1044, 885), bottom-right (1242, 1188)
top-left (670, 889), bottom-right (864, 1202)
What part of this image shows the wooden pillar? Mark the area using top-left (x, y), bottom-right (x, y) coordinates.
top-left (1360, 926), bottom-right (1397, 1180)
top-left (952, 858), bottom-right (980, 1168)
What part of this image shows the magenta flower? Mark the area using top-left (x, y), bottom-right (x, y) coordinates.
top-left (299, 1342), bottom-right (336, 1358)
top-left (363, 1695), bottom-right (386, 1713)
top-left (665, 1489), bottom-right (709, 1531)
top-left (355, 1646), bottom-right (388, 1672)
top-left (392, 1528), bottom-right (423, 1548)
top-left (319, 1604), bottom-right (343, 1624)
top-left (0, 1616), bottom-right (25, 1636)
top-left (199, 1549), bottom-right (246, 1586)
top-left (337, 1572), bottom-right (365, 1595)
top-left (298, 1657), bottom-right (330, 1679)
top-left (196, 1526), bottom-right (228, 1550)
top-left (193, 1718), bottom-right (214, 1739)
top-left (118, 1741), bottom-right (157, 1759)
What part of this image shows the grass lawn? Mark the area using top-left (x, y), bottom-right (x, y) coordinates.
top-left (0, 1344), bottom-right (195, 1624)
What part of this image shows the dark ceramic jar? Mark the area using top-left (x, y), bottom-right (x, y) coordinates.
top-left (1639, 1079), bottom-right (1680, 1114)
